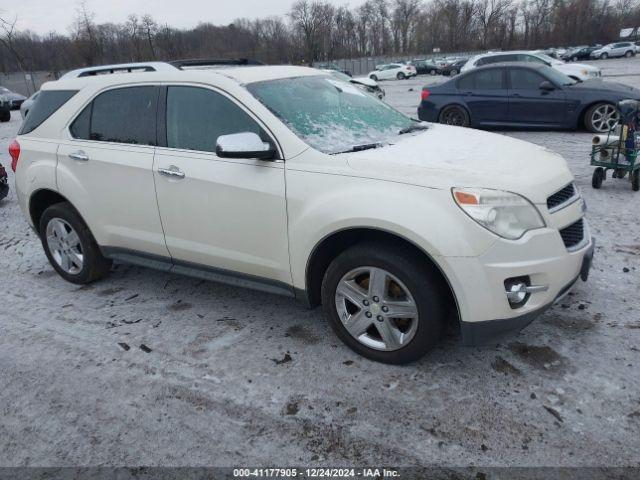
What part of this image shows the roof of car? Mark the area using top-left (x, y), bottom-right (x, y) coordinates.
top-left (41, 65), bottom-right (326, 91)
top-left (60, 62), bottom-right (179, 79)
top-left (463, 62), bottom-right (547, 72)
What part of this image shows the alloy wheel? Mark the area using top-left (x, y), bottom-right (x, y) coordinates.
top-left (46, 218), bottom-right (84, 275)
top-left (334, 266), bottom-right (419, 351)
top-left (591, 104), bottom-right (620, 133)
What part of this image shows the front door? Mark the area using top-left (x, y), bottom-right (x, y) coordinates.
top-left (153, 85), bottom-right (291, 289)
top-left (457, 67), bottom-right (508, 125)
top-left (507, 68), bottom-right (568, 126)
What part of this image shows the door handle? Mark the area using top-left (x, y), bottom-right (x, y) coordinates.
top-left (512, 93), bottom-right (522, 98)
top-left (158, 166), bottom-right (185, 179)
top-left (68, 151), bottom-right (89, 162)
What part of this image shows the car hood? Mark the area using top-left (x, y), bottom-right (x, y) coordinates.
top-left (351, 77), bottom-right (378, 87)
top-left (343, 124), bottom-right (573, 205)
top-left (568, 78), bottom-right (640, 96)
top-left (555, 62), bottom-right (599, 72)
top-left (5, 92), bottom-right (26, 101)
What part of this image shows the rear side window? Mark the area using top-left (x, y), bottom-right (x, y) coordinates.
top-left (458, 69), bottom-right (504, 90)
top-left (70, 86), bottom-right (158, 145)
top-left (18, 90), bottom-right (78, 135)
top-left (166, 86), bottom-right (264, 153)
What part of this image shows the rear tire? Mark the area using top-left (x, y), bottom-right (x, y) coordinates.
top-left (429, 69), bottom-right (437, 75)
top-left (39, 202), bottom-right (112, 284)
top-left (397, 72), bottom-right (406, 80)
top-left (321, 242), bottom-right (445, 364)
top-left (438, 104), bottom-right (470, 127)
top-left (592, 167), bottom-right (605, 189)
top-left (600, 53), bottom-right (608, 60)
top-left (571, 56), bottom-right (578, 62)
top-left (449, 69), bottom-right (458, 76)
top-left (625, 50), bottom-right (633, 58)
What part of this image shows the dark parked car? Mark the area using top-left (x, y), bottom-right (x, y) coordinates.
top-left (417, 63), bottom-right (640, 133)
top-left (0, 94), bottom-right (10, 122)
top-left (410, 59), bottom-right (440, 75)
top-left (561, 46), bottom-right (599, 62)
top-left (0, 162), bottom-right (8, 201)
top-left (0, 86), bottom-right (26, 109)
top-left (439, 58), bottom-right (468, 76)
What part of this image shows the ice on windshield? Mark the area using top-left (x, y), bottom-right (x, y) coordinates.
top-left (247, 75), bottom-right (412, 154)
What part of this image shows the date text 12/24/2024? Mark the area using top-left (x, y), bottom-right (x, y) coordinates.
top-left (233, 468), bottom-right (400, 478)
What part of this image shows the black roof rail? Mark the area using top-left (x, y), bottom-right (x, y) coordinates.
top-left (170, 58), bottom-right (265, 69)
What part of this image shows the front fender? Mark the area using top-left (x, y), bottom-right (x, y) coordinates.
top-left (285, 168), bottom-right (497, 290)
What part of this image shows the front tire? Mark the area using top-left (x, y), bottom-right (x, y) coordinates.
top-left (449, 69), bottom-right (458, 76)
top-left (585, 103), bottom-right (620, 133)
top-left (592, 167), bottom-right (605, 189)
top-left (397, 72), bottom-right (406, 80)
top-left (321, 242), bottom-right (445, 364)
top-left (370, 74), bottom-right (378, 81)
top-left (600, 53), bottom-right (608, 60)
top-left (632, 170), bottom-right (640, 191)
top-left (430, 69), bottom-right (437, 75)
top-left (438, 104), bottom-right (470, 127)
top-left (39, 202), bottom-right (112, 284)
top-left (626, 50), bottom-right (634, 58)
top-left (571, 56), bottom-right (578, 62)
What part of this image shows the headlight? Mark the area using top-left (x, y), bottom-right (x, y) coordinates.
top-left (452, 188), bottom-right (545, 240)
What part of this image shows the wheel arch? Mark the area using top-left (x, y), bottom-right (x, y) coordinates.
top-left (303, 227), bottom-right (460, 324)
top-left (29, 189), bottom-right (74, 235)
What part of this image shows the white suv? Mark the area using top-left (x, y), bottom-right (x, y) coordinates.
top-left (590, 42), bottom-right (636, 59)
top-left (462, 51), bottom-right (601, 81)
top-left (10, 66), bottom-right (594, 364)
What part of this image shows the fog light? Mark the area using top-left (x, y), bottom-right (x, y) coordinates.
top-left (504, 276), bottom-right (549, 309)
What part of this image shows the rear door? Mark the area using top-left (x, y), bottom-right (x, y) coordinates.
top-left (57, 86), bottom-right (169, 257)
top-left (457, 67), bottom-right (508, 125)
top-left (506, 67), bottom-right (568, 126)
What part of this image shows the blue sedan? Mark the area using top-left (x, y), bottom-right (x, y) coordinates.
top-left (417, 62), bottom-right (640, 133)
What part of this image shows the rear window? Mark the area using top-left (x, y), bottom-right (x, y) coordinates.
top-left (18, 90), bottom-right (78, 135)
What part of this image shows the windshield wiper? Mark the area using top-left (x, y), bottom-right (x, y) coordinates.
top-left (399, 123), bottom-right (429, 135)
top-left (331, 142), bottom-right (384, 154)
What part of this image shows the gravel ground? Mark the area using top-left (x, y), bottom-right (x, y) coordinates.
top-left (0, 56), bottom-right (639, 469)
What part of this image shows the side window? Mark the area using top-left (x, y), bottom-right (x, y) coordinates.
top-left (519, 54), bottom-right (546, 64)
top-left (474, 69), bottom-right (504, 89)
top-left (166, 86), bottom-right (265, 153)
top-left (509, 69), bottom-right (545, 89)
top-left (70, 86), bottom-right (158, 145)
top-left (18, 90), bottom-right (78, 135)
top-left (457, 73), bottom-right (475, 90)
top-left (484, 55), bottom-right (513, 65)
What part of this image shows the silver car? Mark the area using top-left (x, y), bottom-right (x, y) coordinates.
top-left (590, 42), bottom-right (636, 59)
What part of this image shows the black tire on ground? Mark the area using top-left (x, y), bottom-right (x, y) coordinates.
top-left (438, 104), bottom-right (470, 127)
top-left (600, 53), bottom-right (608, 60)
top-left (430, 69), bottom-right (437, 75)
top-left (370, 74), bottom-right (378, 81)
top-left (0, 110), bottom-right (9, 122)
top-left (321, 242), bottom-right (445, 364)
top-left (632, 170), bottom-right (640, 191)
top-left (572, 56), bottom-right (578, 61)
top-left (625, 50), bottom-right (634, 58)
top-left (592, 167), bottom-right (605, 189)
top-left (397, 72), bottom-right (406, 80)
top-left (39, 202), bottom-right (112, 284)
top-left (449, 69), bottom-right (459, 76)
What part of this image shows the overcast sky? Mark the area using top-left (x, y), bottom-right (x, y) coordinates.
top-left (8, 0), bottom-right (368, 35)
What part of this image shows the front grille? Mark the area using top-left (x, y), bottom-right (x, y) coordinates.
top-left (560, 218), bottom-right (584, 250)
top-left (547, 183), bottom-right (576, 211)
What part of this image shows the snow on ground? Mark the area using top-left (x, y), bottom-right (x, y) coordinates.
top-left (0, 56), bottom-right (639, 467)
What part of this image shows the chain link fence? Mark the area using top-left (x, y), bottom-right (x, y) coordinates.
top-left (0, 71), bottom-right (62, 97)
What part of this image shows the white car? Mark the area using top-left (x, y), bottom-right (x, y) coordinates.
top-left (590, 42), bottom-right (636, 59)
top-left (322, 69), bottom-right (385, 99)
top-left (10, 66), bottom-right (594, 364)
top-left (462, 51), bottom-right (601, 81)
top-left (369, 63), bottom-right (417, 81)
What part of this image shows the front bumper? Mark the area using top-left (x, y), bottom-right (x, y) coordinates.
top-left (440, 215), bottom-right (594, 345)
top-left (459, 238), bottom-right (594, 345)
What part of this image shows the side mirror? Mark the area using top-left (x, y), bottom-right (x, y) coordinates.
top-left (539, 80), bottom-right (556, 91)
top-left (216, 132), bottom-right (277, 160)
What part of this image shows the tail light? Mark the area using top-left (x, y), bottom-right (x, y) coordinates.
top-left (9, 139), bottom-right (20, 172)
top-left (421, 89), bottom-right (430, 101)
